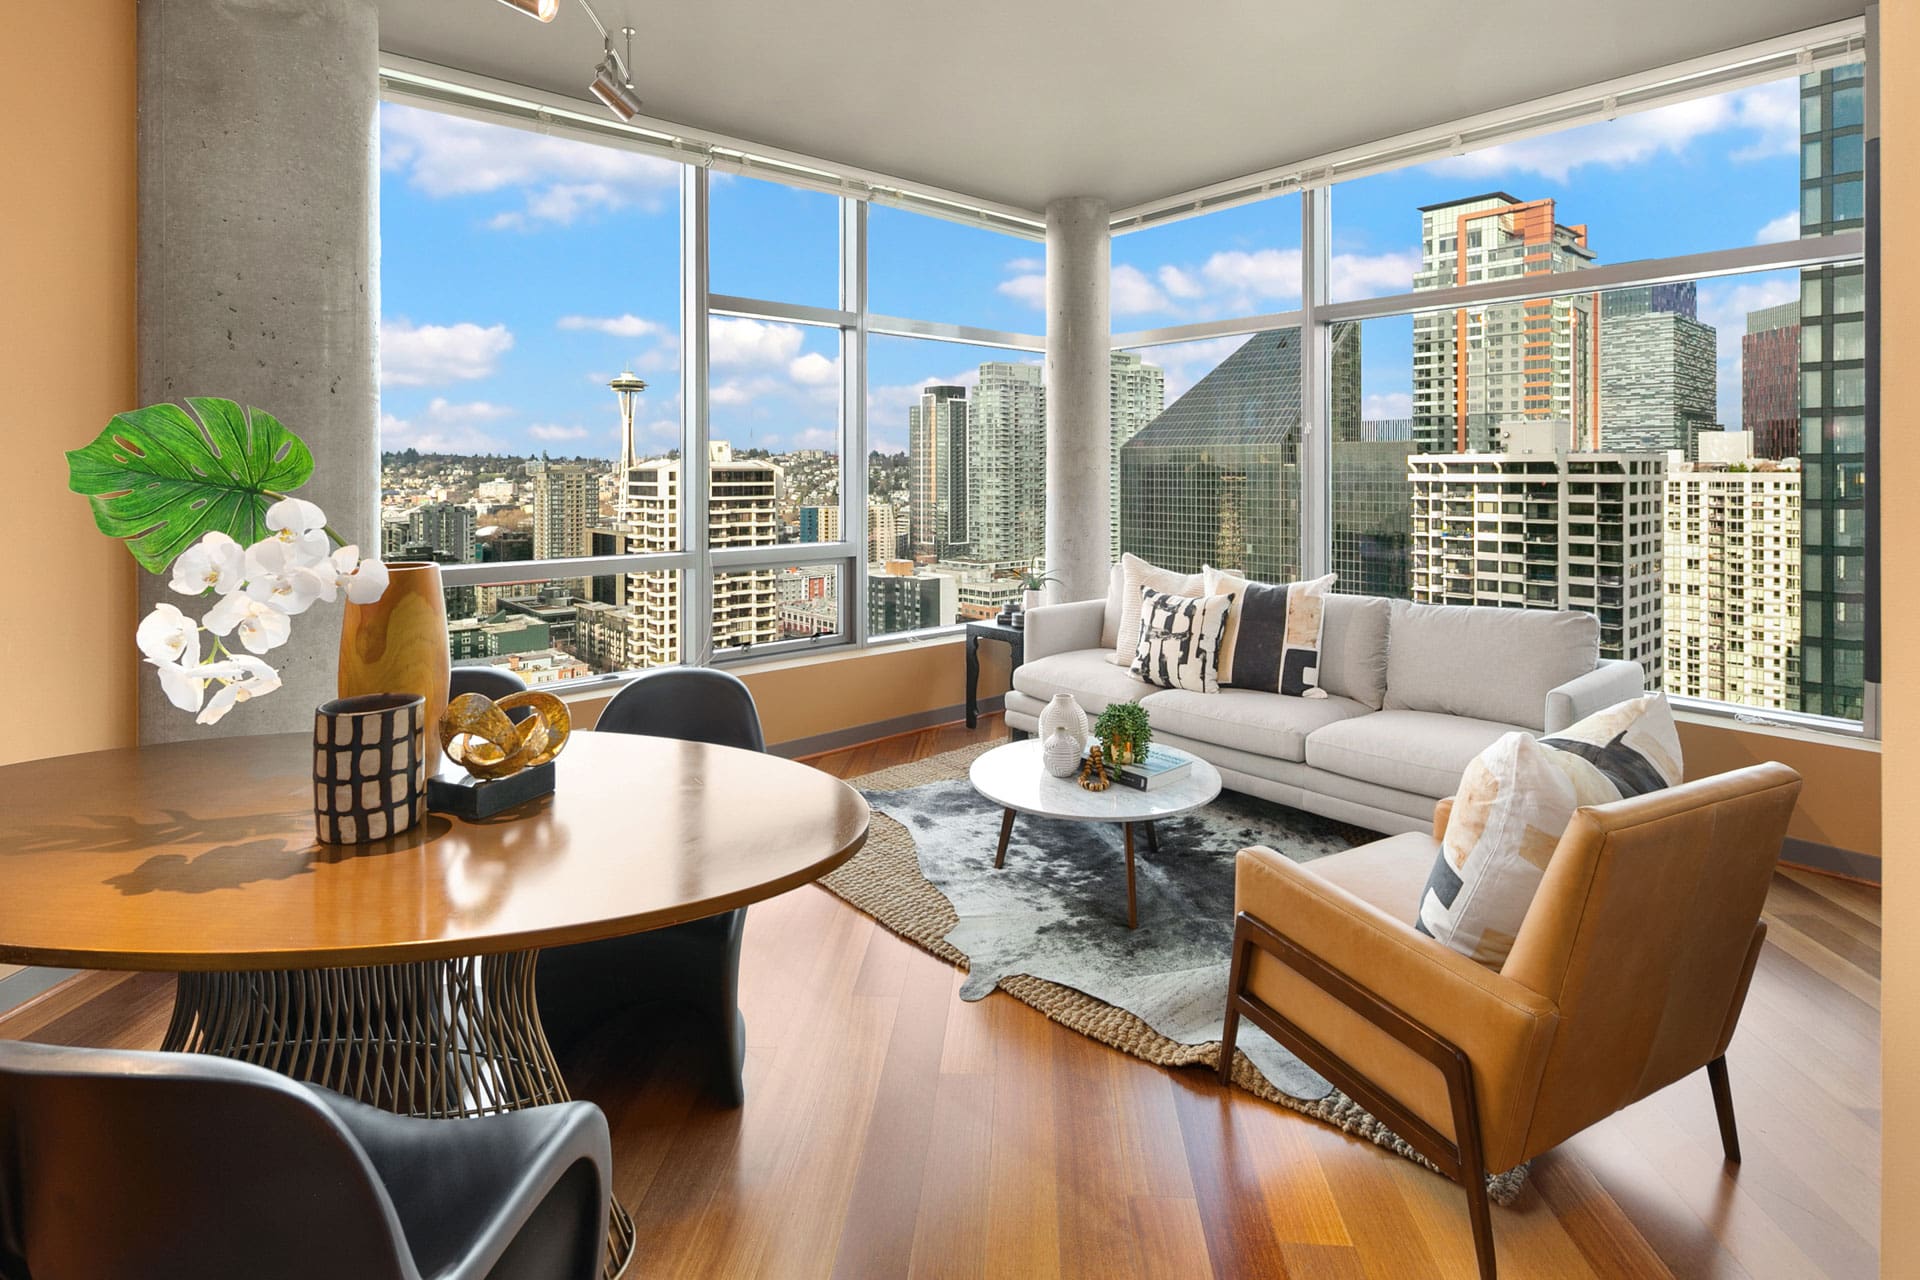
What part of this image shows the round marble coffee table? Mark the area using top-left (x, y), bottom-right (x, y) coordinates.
top-left (968, 739), bottom-right (1223, 928)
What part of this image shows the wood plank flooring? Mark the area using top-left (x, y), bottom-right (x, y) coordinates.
top-left (2, 715), bottom-right (1880, 1278)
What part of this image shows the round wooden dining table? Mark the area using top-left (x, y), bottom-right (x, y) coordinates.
top-left (0, 729), bottom-right (871, 1279)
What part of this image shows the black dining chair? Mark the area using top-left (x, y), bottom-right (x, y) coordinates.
top-left (0, 1039), bottom-right (610, 1280)
top-left (451, 664), bottom-right (533, 722)
top-left (535, 667), bottom-right (764, 1106)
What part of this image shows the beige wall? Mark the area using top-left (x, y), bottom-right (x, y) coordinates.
top-left (1883, 0), bottom-right (1916, 1269)
top-left (0, 1), bottom-right (139, 767)
top-left (1677, 719), bottom-right (1880, 859)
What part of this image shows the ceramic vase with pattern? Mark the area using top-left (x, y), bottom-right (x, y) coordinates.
top-left (1037, 693), bottom-right (1090, 753)
top-left (338, 561), bottom-right (451, 774)
top-left (1043, 726), bottom-right (1082, 778)
top-left (313, 693), bottom-right (427, 844)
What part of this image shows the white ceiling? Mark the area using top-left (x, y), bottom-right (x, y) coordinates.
top-left (376, 0), bottom-right (1862, 214)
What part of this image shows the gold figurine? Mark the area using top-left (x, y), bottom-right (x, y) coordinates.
top-left (438, 690), bottom-right (571, 780)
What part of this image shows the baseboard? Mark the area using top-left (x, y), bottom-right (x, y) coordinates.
top-left (0, 967), bottom-right (80, 1018)
top-left (772, 696), bottom-right (1003, 760)
top-left (1779, 836), bottom-right (1880, 885)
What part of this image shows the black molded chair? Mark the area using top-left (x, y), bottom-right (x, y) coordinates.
top-left (536, 667), bottom-right (764, 1106)
top-left (451, 664), bottom-right (533, 723)
top-left (0, 1039), bottom-right (610, 1280)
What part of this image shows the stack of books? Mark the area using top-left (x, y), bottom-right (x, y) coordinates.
top-left (1099, 745), bottom-right (1193, 792)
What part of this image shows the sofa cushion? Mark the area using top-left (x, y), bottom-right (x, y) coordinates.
top-left (1309, 834), bottom-right (1442, 916)
top-left (1108, 554), bottom-right (1205, 666)
top-left (1305, 709), bottom-right (1526, 799)
top-left (1099, 562), bottom-right (1124, 651)
top-left (1385, 602), bottom-right (1598, 732)
top-left (1012, 648), bottom-right (1157, 714)
top-left (1140, 688), bottom-right (1370, 762)
top-left (1319, 593), bottom-right (1391, 710)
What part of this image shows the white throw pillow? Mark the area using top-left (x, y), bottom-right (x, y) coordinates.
top-left (1108, 553), bottom-right (1204, 666)
top-left (1130, 588), bottom-right (1232, 693)
top-left (1416, 694), bottom-right (1685, 967)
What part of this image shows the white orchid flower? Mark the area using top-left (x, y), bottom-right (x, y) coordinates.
top-left (145, 656), bottom-right (214, 714)
top-left (195, 656), bottom-right (282, 726)
top-left (328, 546), bottom-right (391, 605)
top-left (243, 539), bottom-right (330, 616)
top-left (204, 591), bottom-right (293, 653)
top-left (136, 602), bottom-right (201, 666)
top-left (169, 532), bottom-right (246, 596)
top-left (264, 497), bottom-right (332, 565)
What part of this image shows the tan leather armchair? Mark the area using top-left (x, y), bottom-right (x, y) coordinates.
top-left (1221, 762), bottom-right (1802, 1280)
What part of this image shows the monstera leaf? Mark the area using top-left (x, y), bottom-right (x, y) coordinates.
top-left (66, 398), bottom-right (316, 574)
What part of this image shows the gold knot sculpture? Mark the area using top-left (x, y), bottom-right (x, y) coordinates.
top-left (438, 691), bottom-right (572, 780)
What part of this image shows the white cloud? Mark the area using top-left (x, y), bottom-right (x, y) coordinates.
top-left (1158, 265), bottom-right (1206, 300)
top-left (1424, 80), bottom-right (1798, 183)
top-left (1111, 264), bottom-right (1169, 315)
top-left (382, 102), bottom-right (680, 228)
top-left (1004, 256), bottom-right (1044, 273)
top-left (788, 351), bottom-right (840, 386)
top-left (558, 313), bottom-right (667, 339)
top-left (1331, 250), bottom-right (1422, 300)
top-left (997, 271), bottom-right (1046, 308)
top-left (1754, 211), bottom-right (1801, 245)
top-left (379, 398), bottom-right (516, 453)
top-left (381, 319), bottom-right (513, 387)
top-left (1363, 391), bottom-right (1413, 420)
top-left (709, 317), bottom-right (805, 368)
top-left (528, 423), bottom-right (590, 442)
top-left (1201, 249), bottom-right (1302, 302)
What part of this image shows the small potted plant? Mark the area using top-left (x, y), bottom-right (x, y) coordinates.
top-left (996, 565), bottom-right (1060, 617)
top-left (1094, 700), bottom-right (1152, 767)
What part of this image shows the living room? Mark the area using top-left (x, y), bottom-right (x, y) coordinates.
top-left (1, 0), bottom-right (1913, 1277)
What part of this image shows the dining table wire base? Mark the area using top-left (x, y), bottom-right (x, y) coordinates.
top-left (162, 952), bottom-right (636, 1279)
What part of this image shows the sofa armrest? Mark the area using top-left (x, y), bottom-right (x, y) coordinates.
top-left (1023, 598), bottom-right (1107, 662)
top-left (1544, 658), bottom-right (1644, 734)
top-left (1233, 846), bottom-right (1558, 1169)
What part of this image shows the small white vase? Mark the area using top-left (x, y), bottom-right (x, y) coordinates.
top-left (1038, 692), bottom-right (1089, 752)
top-left (1024, 588), bottom-right (1042, 612)
top-left (1043, 726), bottom-right (1082, 778)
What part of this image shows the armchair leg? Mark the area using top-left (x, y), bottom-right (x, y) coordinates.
top-left (1707, 1055), bottom-right (1741, 1163)
top-left (1444, 1049), bottom-right (1498, 1280)
top-left (1218, 924), bottom-right (1252, 1085)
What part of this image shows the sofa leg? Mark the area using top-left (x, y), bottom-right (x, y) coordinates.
top-left (1707, 1055), bottom-right (1741, 1163)
top-left (1218, 919), bottom-right (1252, 1085)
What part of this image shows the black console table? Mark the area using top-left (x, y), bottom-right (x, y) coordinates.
top-left (964, 619), bottom-right (1025, 731)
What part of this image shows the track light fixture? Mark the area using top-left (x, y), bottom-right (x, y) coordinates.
top-left (493, 0), bottom-right (558, 21)
top-left (588, 27), bottom-right (642, 121)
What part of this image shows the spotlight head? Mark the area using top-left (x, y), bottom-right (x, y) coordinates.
top-left (590, 55), bottom-right (643, 121)
top-left (493, 0), bottom-right (558, 21)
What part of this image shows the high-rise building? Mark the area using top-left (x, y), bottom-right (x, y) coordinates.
top-left (1332, 440), bottom-right (1417, 598)
top-left (1663, 433), bottom-right (1801, 710)
top-left (623, 442), bottom-right (783, 660)
top-left (1798, 64), bottom-right (1869, 719)
top-left (405, 502), bottom-right (475, 563)
top-left (1409, 419), bottom-right (1666, 681)
top-left (777, 565), bottom-right (839, 639)
top-left (867, 560), bottom-right (959, 634)
top-left (798, 504), bottom-right (841, 544)
top-left (1109, 351), bottom-right (1166, 559)
top-left (966, 362), bottom-right (1048, 564)
top-left (908, 384), bottom-right (969, 558)
top-left (1597, 300), bottom-right (1717, 456)
top-left (525, 456), bottom-right (596, 561)
top-left (1119, 326), bottom-right (1360, 582)
top-left (1412, 193), bottom-right (1599, 453)
top-left (865, 498), bottom-right (899, 564)
top-left (1742, 301), bottom-right (1802, 460)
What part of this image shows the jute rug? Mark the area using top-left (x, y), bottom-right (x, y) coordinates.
top-left (822, 740), bottom-right (1529, 1204)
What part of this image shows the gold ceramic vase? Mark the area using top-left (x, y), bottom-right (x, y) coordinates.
top-left (338, 561), bottom-right (451, 774)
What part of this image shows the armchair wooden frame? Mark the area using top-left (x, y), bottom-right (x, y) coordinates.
top-left (1219, 910), bottom-right (1749, 1280)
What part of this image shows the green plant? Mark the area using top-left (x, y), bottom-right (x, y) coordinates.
top-left (996, 566), bottom-right (1060, 592)
top-left (1093, 701), bottom-right (1152, 763)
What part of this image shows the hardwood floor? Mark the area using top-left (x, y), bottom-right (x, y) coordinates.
top-left (2, 715), bottom-right (1880, 1278)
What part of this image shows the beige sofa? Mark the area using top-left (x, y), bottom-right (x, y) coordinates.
top-left (1006, 574), bottom-right (1646, 836)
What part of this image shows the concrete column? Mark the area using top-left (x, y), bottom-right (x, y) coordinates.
top-left (137, 0), bottom-right (380, 742)
top-left (1044, 196), bottom-right (1111, 604)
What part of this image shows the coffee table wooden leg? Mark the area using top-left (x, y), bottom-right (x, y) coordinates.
top-left (1146, 820), bottom-right (1159, 854)
top-left (995, 808), bottom-right (1016, 868)
top-left (1124, 823), bottom-right (1138, 929)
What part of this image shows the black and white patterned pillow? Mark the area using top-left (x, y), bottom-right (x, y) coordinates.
top-left (1129, 588), bottom-right (1232, 693)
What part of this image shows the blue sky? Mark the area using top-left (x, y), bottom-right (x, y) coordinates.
top-left (379, 72), bottom-right (1814, 457)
